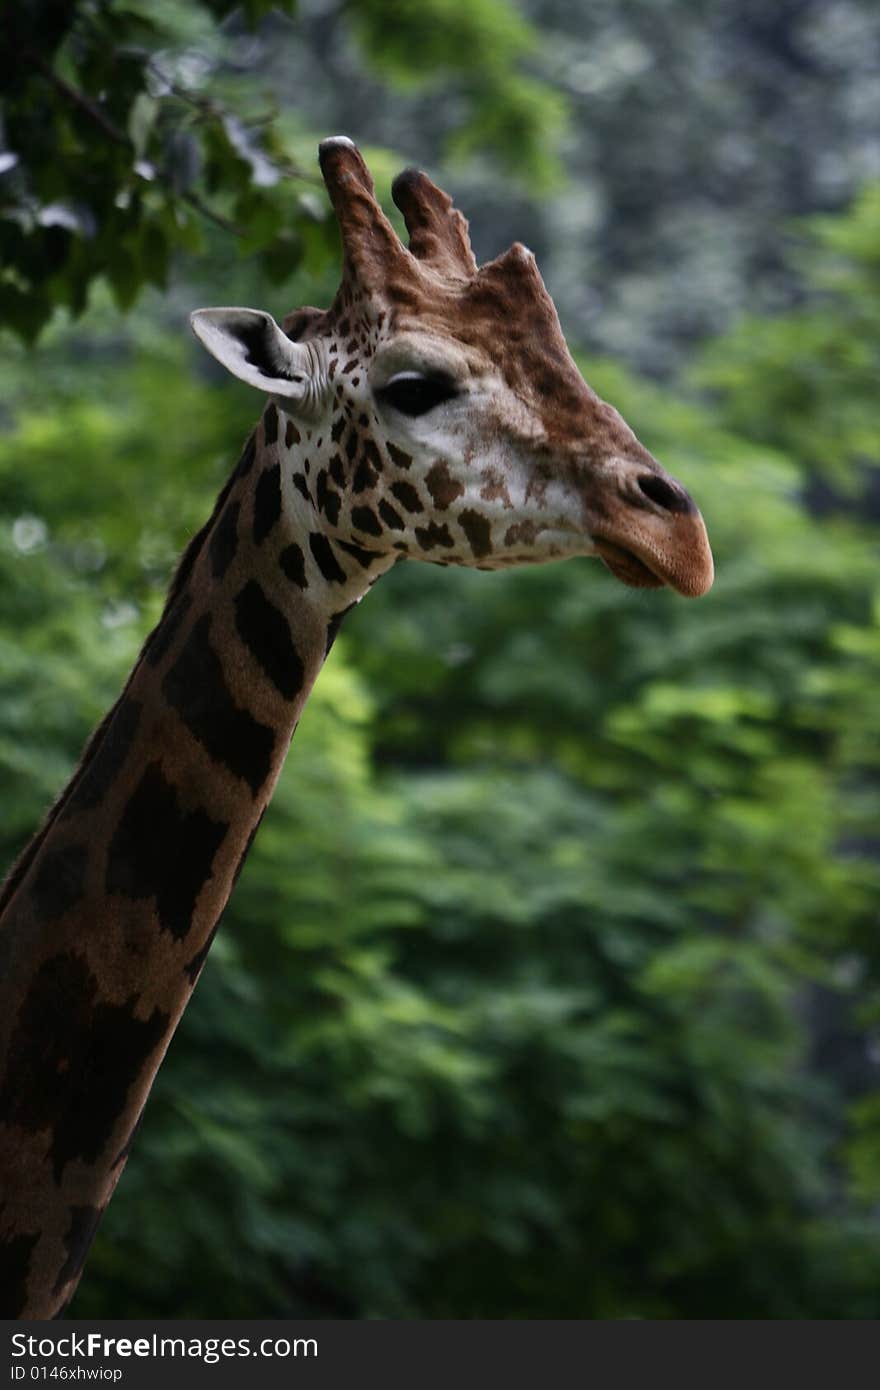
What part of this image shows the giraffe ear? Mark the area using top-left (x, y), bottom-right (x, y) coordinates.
top-left (190, 307), bottom-right (318, 411)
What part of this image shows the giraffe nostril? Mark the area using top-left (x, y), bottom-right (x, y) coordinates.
top-left (637, 473), bottom-right (695, 516)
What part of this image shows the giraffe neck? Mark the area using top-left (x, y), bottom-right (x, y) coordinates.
top-left (0, 407), bottom-right (392, 1317)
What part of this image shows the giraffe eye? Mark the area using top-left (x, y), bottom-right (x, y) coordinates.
top-left (376, 372), bottom-right (458, 417)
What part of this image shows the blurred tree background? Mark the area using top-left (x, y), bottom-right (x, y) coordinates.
top-left (1, 0), bottom-right (879, 1317)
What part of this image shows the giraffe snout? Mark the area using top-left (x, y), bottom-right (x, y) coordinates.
top-left (588, 456), bottom-right (714, 598)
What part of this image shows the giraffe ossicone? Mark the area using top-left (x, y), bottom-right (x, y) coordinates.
top-left (0, 138), bottom-right (713, 1320)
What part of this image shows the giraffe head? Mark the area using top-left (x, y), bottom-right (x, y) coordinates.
top-left (192, 138), bottom-right (713, 596)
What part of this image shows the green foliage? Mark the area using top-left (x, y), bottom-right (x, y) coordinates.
top-left (0, 0), bottom-right (303, 340)
top-left (351, 0), bottom-right (566, 185)
top-left (694, 184), bottom-right (880, 486)
top-left (0, 522), bottom-right (144, 870)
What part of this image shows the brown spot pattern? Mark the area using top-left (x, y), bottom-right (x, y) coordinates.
top-left (415, 522), bottom-right (454, 550)
top-left (459, 508), bottom-right (492, 559)
top-left (426, 459), bottom-right (464, 510)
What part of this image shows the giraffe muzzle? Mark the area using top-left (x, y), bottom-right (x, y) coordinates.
top-left (589, 461), bottom-right (714, 597)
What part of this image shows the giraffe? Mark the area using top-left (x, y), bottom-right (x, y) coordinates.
top-left (0, 138), bottom-right (713, 1319)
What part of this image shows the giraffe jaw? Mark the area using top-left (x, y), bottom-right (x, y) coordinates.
top-left (592, 539), bottom-right (665, 590)
top-left (590, 522), bottom-right (715, 597)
